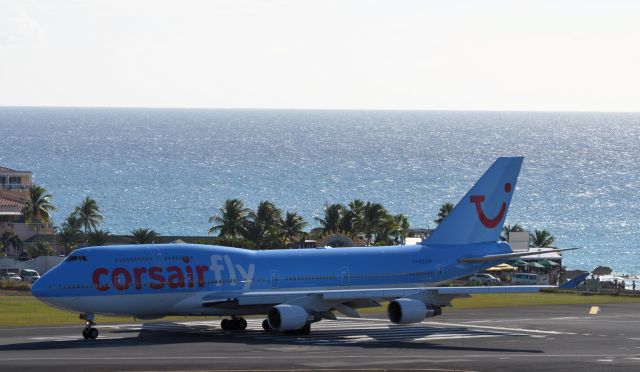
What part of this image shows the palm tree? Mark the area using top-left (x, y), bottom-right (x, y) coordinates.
top-left (280, 211), bottom-right (307, 248)
top-left (73, 197), bottom-right (103, 235)
top-left (28, 240), bottom-right (54, 258)
top-left (530, 229), bottom-right (555, 248)
top-left (361, 202), bottom-right (388, 245)
top-left (87, 230), bottom-right (110, 246)
top-left (57, 227), bottom-right (81, 255)
top-left (501, 223), bottom-right (524, 241)
top-left (63, 213), bottom-right (82, 231)
top-left (315, 203), bottom-right (344, 234)
top-left (1, 231), bottom-right (12, 256)
top-left (392, 213), bottom-right (410, 244)
top-left (130, 228), bottom-right (159, 244)
top-left (246, 201), bottom-right (283, 248)
top-left (374, 214), bottom-right (397, 246)
top-left (58, 215), bottom-right (82, 255)
top-left (339, 199), bottom-right (365, 235)
top-left (434, 202), bottom-right (454, 225)
top-left (21, 184), bottom-right (55, 237)
top-left (208, 199), bottom-right (251, 246)
top-left (9, 234), bottom-right (23, 257)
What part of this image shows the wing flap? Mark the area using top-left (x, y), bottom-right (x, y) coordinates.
top-left (436, 285), bottom-right (554, 294)
top-left (458, 247), bottom-right (578, 263)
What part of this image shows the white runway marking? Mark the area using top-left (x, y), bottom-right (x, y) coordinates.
top-left (23, 317), bottom-right (569, 345)
top-left (71, 317), bottom-right (556, 345)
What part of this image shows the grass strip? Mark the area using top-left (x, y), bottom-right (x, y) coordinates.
top-left (1, 291), bottom-right (639, 327)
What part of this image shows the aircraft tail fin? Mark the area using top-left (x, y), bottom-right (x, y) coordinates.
top-left (424, 157), bottom-right (523, 246)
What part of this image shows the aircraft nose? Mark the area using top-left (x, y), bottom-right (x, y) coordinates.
top-left (30, 273), bottom-right (48, 298)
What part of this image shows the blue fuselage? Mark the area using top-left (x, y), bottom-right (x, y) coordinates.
top-left (32, 242), bottom-right (509, 316)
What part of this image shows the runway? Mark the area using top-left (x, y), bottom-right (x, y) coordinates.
top-left (1, 303), bottom-right (639, 371)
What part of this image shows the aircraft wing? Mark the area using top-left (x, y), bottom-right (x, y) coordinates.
top-left (457, 247), bottom-right (578, 263)
top-left (201, 285), bottom-right (553, 311)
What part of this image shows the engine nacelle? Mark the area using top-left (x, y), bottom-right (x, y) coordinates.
top-left (267, 304), bottom-right (308, 331)
top-left (387, 298), bottom-right (440, 324)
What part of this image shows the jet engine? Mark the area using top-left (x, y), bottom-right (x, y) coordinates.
top-left (267, 304), bottom-right (308, 331)
top-left (387, 298), bottom-right (441, 324)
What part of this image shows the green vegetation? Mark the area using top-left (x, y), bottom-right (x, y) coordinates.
top-left (434, 202), bottom-right (454, 225)
top-left (1, 291), bottom-right (638, 327)
top-left (530, 228), bottom-right (556, 247)
top-left (27, 240), bottom-right (55, 257)
top-left (0, 292), bottom-right (220, 327)
top-left (87, 229), bottom-right (111, 246)
top-left (57, 214), bottom-right (82, 254)
top-left (21, 184), bottom-right (56, 238)
top-left (130, 228), bottom-right (160, 244)
top-left (1, 231), bottom-right (23, 257)
top-left (74, 196), bottom-right (104, 235)
top-left (501, 223), bottom-right (524, 241)
top-left (0, 280), bottom-right (32, 291)
top-left (449, 291), bottom-right (640, 309)
top-left (207, 198), bottom-right (411, 249)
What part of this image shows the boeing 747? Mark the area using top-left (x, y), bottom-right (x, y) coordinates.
top-left (32, 157), bottom-right (573, 339)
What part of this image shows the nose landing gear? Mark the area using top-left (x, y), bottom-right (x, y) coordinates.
top-left (80, 313), bottom-right (99, 339)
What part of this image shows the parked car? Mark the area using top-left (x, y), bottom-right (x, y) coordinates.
top-left (19, 269), bottom-right (41, 283)
top-left (468, 273), bottom-right (501, 285)
top-left (511, 272), bottom-right (538, 285)
top-left (4, 272), bottom-right (22, 281)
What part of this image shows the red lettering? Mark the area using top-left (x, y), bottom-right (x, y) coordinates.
top-left (112, 267), bottom-right (132, 291)
top-left (196, 265), bottom-right (208, 288)
top-left (93, 268), bottom-right (110, 291)
top-left (186, 265), bottom-right (194, 288)
top-left (92, 262), bottom-right (209, 292)
top-left (149, 267), bottom-right (165, 289)
top-left (133, 267), bottom-right (147, 290)
top-left (167, 266), bottom-right (185, 289)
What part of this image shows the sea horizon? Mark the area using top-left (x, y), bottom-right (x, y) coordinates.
top-left (3, 105), bottom-right (640, 114)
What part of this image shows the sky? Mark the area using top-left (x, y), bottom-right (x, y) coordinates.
top-left (1, 0), bottom-right (639, 112)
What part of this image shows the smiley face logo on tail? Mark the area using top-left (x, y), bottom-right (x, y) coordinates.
top-left (469, 182), bottom-right (512, 228)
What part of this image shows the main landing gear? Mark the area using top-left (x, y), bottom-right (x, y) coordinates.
top-left (220, 316), bottom-right (247, 331)
top-left (80, 313), bottom-right (99, 339)
top-left (261, 319), bottom-right (311, 335)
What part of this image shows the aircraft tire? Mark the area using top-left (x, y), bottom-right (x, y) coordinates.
top-left (262, 319), bottom-right (271, 331)
top-left (238, 318), bottom-right (247, 330)
top-left (299, 323), bottom-right (311, 335)
top-left (89, 328), bottom-right (99, 339)
top-left (82, 328), bottom-right (90, 339)
top-left (221, 319), bottom-right (229, 330)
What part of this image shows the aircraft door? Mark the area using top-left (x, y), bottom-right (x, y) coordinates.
top-left (340, 266), bottom-right (350, 286)
top-left (150, 246), bottom-right (166, 287)
top-left (270, 270), bottom-right (279, 289)
top-left (436, 264), bottom-right (444, 279)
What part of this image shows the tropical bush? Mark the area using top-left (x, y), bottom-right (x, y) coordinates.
top-left (209, 198), bottom-right (411, 248)
top-left (130, 228), bottom-right (159, 244)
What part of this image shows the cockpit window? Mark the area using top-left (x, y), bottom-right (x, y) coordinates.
top-left (65, 255), bottom-right (88, 262)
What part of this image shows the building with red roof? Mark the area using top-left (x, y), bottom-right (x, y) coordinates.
top-left (1, 166), bottom-right (54, 255)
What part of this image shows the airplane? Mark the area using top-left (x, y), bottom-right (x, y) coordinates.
top-left (32, 156), bottom-right (575, 339)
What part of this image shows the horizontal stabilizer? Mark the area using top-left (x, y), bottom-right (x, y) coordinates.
top-left (458, 248), bottom-right (578, 263)
top-left (559, 272), bottom-right (590, 289)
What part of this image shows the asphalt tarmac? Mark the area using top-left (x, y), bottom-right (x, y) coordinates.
top-left (1, 303), bottom-right (639, 371)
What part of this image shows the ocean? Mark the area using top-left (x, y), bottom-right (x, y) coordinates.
top-left (0, 107), bottom-right (638, 274)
